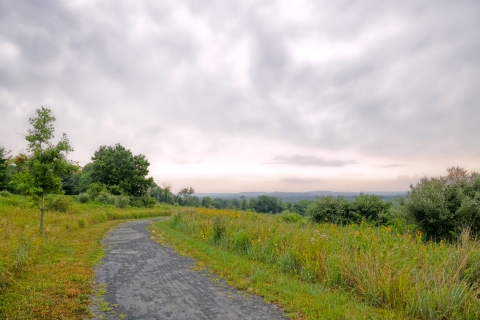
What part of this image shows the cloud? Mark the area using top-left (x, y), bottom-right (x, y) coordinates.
top-left (375, 164), bottom-right (408, 168)
top-left (271, 155), bottom-right (357, 167)
top-left (280, 178), bottom-right (322, 184)
top-left (1, 0), bottom-right (479, 192)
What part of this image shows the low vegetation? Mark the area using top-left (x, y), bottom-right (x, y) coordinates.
top-left (153, 207), bottom-right (480, 319)
top-left (0, 194), bottom-right (171, 319)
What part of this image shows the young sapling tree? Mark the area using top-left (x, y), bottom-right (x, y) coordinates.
top-left (11, 107), bottom-right (78, 234)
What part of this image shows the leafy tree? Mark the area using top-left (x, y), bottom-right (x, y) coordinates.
top-left (62, 162), bottom-right (94, 195)
top-left (240, 195), bottom-right (247, 210)
top-left (10, 107), bottom-right (78, 234)
top-left (90, 144), bottom-right (153, 197)
top-left (212, 198), bottom-right (225, 209)
top-left (184, 195), bottom-right (200, 207)
top-left (201, 196), bottom-right (212, 207)
top-left (251, 195), bottom-right (283, 213)
top-left (178, 186), bottom-right (195, 199)
top-left (161, 182), bottom-right (173, 203)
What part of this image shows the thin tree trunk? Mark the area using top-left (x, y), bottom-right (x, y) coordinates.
top-left (40, 192), bottom-right (45, 235)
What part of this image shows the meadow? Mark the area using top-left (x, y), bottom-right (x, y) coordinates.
top-left (152, 207), bottom-right (480, 319)
top-left (0, 194), bottom-right (171, 319)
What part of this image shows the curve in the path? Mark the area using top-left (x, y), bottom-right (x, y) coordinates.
top-left (92, 219), bottom-right (287, 320)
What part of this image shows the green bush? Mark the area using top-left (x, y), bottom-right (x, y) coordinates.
top-left (45, 195), bottom-right (72, 213)
top-left (353, 193), bottom-right (391, 222)
top-left (96, 191), bottom-right (116, 205)
top-left (404, 167), bottom-right (480, 240)
top-left (76, 193), bottom-right (90, 203)
top-left (279, 211), bottom-right (303, 223)
top-left (115, 196), bottom-right (129, 209)
top-left (86, 182), bottom-right (107, 199)
top-left (307, 196), bottom-right (360, 225)
top-left (307, 194), bottom-right (394, 226)
top-left (129, 194), bottom-right (156, 208)
top-left (0, 190), bottom-right (11, 197)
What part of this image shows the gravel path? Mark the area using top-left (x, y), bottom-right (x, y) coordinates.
top-left (91, 218), bottom-right (287, 320)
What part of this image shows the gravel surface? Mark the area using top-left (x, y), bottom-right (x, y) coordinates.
top-left (91, 218), bottom-right (287, 320)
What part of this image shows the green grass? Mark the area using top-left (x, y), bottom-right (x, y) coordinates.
top-left (151, 207), bottom-right (480, 320)
top-left (0, 194), bottom-right (172, 319)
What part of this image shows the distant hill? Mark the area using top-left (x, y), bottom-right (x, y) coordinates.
top-left (194, 191), bottom-right (408, 203)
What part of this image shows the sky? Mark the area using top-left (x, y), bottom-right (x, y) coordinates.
top-left (1, 0), bottom-right (480, 193)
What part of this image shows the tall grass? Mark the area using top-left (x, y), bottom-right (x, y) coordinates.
top-left (168, 207), bottom-right (480, 319)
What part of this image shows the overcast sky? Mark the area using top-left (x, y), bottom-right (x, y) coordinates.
top-left (1, 0), bottom-right (479, 193)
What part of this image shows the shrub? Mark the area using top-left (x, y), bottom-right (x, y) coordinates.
top-left (86, 182), bottom-right (107, 199)
top-left (279, 211), bottom-right (303, 223)
top-left (0, 190), bottom-right (11, 198)
top-left (404, 167), bottom-right (480, 240)
top-left (212, 215), bottom-right (226, 244)
top-left (76, 193), bottom-right (90, 203)
top-left (353, 193), bottom-right (391, 222)
top-left (115, 196), bottom-right (129, 209)
top-left (96, 191), bottom-right (116, 205)
top-left (45, 195), bottom-right (72, 213)
top-left (307, 196), bottom-right (360, 225)
top-left (129, 194), bottom-right (156, 208)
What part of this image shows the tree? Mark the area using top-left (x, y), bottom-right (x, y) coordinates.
top-left (10, 107), bottom-right (78, 234)
top-left (90, 144), bottom-right (153, 197)
top-left (252, 195), bottom-right (283, 213)
top-left (161, 182), bottom-right (173, 203)
top-left (240, 196), bottom-right (248, 210)
top-left (0, 146), bottom-right (12, 191)
top-left (201, 196), bottom-right (212, 207)
top-left (178, 187), bottom-right (195, 204)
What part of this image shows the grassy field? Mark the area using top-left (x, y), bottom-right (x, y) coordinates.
top-left (0, 194), bottom-right (172, 319)
top-left (152, 207), bottom-right (480, 320)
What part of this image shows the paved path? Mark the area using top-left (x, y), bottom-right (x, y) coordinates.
top-left (91, 219), bottom-right (287, 320)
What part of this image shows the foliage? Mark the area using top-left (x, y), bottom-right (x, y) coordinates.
top-left (115, 195), bottom-right (129, 209)
top-left (0, 190), bottom-right (11, 198)
top-left (250, 195), bottom-right (283, 213)
top-left (404, 167), bottom-right (480, 240)
top-left (62, 162), bottom-right (94, 195)
top-left (96, 191), bottom-right (117, 205)
top-left (201, 196), bottom-right (212, 207)
top-left (129, 194), bottom-right (156, 208)
top-left (159, 207), bottom-right (480, 319)
top-left (90, 143), bottom-right (153, 197)
top-left (279, 211), bottom-right (304, 223)
top-left (9, 107), bottom-right (78, 234)
top-left (45, 195), bottom-right (73, 213)
top-left (307, 196), bottom-right (359, 224)
top-left (76, 193), bottom-right (90, 203)
top-left (307, 194), bottom-right (392, 225)
top-left (0, 147), bottom-right (13, 192)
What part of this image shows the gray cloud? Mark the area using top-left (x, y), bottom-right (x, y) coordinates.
top-left (271, 155), bottom-right (357, 167)
top-left (280, 178), bottom-right (322, 184)
top-left (1, 0), bottom-right (479, 191)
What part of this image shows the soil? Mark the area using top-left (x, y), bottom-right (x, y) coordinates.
top-left (91, 218), bottom-right (287, 320)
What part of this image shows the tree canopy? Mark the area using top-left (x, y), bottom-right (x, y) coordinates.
top-left (90, 143), bottom-right (153, 197)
